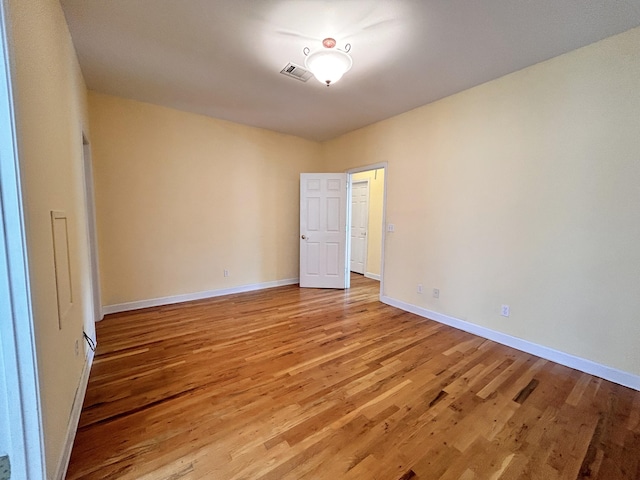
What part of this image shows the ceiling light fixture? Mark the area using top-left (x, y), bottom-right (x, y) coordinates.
top-left (303, 38), bottom-right (352, 87)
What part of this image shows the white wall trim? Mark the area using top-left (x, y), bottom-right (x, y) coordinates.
top-left (364, 272), bottom-right (381, 281)
top-left (54, 348), bottom-right (94, 480)
top-left (103, 278), bottom-right (299, 315)
top-left (347, 162), bottom-right (388, 175)
top-left (380, 295), bottom-right (640, 391)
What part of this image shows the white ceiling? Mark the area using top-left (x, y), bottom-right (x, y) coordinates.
top-left (60, 0), bottom-right (640, 142)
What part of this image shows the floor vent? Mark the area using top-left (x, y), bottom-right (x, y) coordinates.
top-left (280, 62), bottom-right (312, 82)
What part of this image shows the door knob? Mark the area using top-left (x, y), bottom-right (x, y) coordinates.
top-left (301, 235), bottom-right (307, 240)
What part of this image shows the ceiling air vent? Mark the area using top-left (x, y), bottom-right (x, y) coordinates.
top-left (280, 63), bottom-right (312, 82)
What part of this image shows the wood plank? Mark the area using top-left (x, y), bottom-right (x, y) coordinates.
top-left (66, 274), bottom-right (640, 480)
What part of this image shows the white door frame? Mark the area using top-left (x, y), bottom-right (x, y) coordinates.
top-left (82, 135), bottom-right (102, 328)
top-left (0, 0), bottom-right (46, 476)
top-left (346, 162), bottom-right (388, 298)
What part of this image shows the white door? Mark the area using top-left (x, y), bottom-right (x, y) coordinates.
top-left (300, 173), bottom-right (348, 288)
top-left (350, 180), bottom-right (369, 274)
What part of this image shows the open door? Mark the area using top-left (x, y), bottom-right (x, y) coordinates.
top-left (300, 173), bottom-right (348, 288)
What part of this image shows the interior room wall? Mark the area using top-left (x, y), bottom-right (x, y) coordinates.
top-left (351, 169), bottom-right (385, 278)
top-left (323, 26), bottom-right (640, 379)
top-left (89, 92), bottom-right (323, 308)
top-left (6, 0), bottom-right (94, 476)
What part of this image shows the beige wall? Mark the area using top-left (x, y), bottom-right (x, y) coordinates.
top-left (89, 92), bottom-right (323, 306)
top-left (324, 27), bottom-right (640, 377)
top-left (7, 0), bottom-right (94, 475)
top-left (351, 169), bottom-right (385, 278)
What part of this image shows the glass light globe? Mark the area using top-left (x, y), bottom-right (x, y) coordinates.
top-left (304, 49), bottom-right (353, 86)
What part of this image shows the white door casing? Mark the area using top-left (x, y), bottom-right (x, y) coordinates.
top-left (350, 180), bottom-right (369, 274)
top-left (82, 136), bottom-right (102, 328)
top-left (300, 173), bottom-right (348, 289)
top-left (0, 1), bottom-right (46, 476)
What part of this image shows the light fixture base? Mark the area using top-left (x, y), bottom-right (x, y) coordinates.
top-left (303, 39), bottom-right (353, 87)
top-left (322, 38), bottom-right (337, 49)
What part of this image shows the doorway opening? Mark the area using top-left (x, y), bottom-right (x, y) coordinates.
top-left (347, 163), bottom-right (387, 297)
top-left (298, 164), bottom-right (387, 294)
top-left (82, 134), bottom-right (102, 331)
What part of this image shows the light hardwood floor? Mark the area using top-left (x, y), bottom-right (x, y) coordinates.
top-left (67, 274), bottom-right (640, 479)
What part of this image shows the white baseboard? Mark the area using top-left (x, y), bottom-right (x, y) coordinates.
top-left (380, 295), bottom-right (640, 391)
top-left (103, 278), bottom-right (299, 315)
top-left (364, 272), bottom-right (381, 281)
top-left (55, 347), bottom-right (94, 480)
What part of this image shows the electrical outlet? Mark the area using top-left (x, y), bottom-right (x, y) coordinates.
top-left (501, 304), bottom-right (510, 317)
top-left (432, 288), bottom-right (440, 299)
top-left (387, 223), bottom-right (395, 232)
top-left (223, 269), bottom-right (229, 277)
top-left (417, 284), bottom-right (423, 294)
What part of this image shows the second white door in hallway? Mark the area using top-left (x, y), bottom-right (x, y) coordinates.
top-left (350, 180), bottom-right (369, 274)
